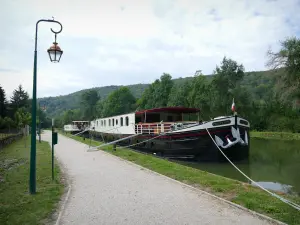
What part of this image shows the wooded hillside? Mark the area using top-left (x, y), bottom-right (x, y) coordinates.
top-left (38, 69), bottom-right (275, 118)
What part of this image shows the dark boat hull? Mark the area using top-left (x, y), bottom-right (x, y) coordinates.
top-left (88, 125), bottom-right (250, 162)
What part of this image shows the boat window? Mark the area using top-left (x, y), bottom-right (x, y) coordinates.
top-left (109, 119), bottom-right (111, 126)
top-left (116, 119), bottom-right (118, 126)
top-left (212, 120), bottom-right (231, 126)
top-left (126, 116), bottom-right (129, 126)
top-left (101, 120), bottom-right (103, 126)
top-left (240, 120), bottom-right (249, 125)
top-left (121, 117), bottom-right (123, 126)
top-left (97, 121), bottom-right (98, 126)
top-left (104, 120), bottom-right (106, 126)
top-left (112, 119), bottom-right (115, 126)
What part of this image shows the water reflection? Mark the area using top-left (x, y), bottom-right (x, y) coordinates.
top-left (252, 182), bottom-right (293, 195)
top-left (177, 137), bottom-right (300, 195)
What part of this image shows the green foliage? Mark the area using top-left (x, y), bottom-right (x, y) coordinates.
top-left (101, 87), bottom-right (136, 117)
top-left (0, 86), bottom-right (7, 117)
top-left (0, 116), bottom-right (3, 129)
top-left (0, 85), bottom-right (31, 130)
top-left (156, 73), bottom-right (173, 107)
top-left (62, 109), bottom-right (81, 125)
top-left (211, 57), bottom-right (245, 115)
top-left (138, 73), bottom-right (174, 109)
top-left (14, 107), bottom-right (31, 129)
top-left (3, 117), bottom-right (14, 130)
top-left (37, 105), bottom-right (52, 128)
top-left (267, 37), bottom-right (300, 104)
top-left (187, 73), bottom-right (213, 118)
top-left (38, 84), bottom-right (149, 118)
top-left (10, 85), bottom-right (29, 112)
top-left (293, 119), bottom-right (300, 133)
top-left (168, 81), bottom-right (190, 107)
top-left (80, 90), bottom-right (99, 120)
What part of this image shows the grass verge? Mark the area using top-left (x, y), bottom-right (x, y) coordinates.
top-left (0, 136), bottom-right (64, 225)
top-left (60, 131), bottom-right (300, 225)
top-left (250, 131), bottom-right (300, 140)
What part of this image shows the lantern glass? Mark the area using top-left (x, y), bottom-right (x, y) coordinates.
top-left (47, 43), bottom-right (63, 63)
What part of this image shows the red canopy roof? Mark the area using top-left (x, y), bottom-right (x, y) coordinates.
top-left (135, 107), bottom-right (200, 115)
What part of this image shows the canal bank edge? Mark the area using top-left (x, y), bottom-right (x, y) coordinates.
top-left (59, 132), bottom-right (299, 225)
top-left (250, 131), bottom-right (300, 140)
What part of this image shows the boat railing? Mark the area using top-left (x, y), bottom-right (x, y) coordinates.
top-left (134, 123), bottom-right (173, 135)
top-left (134, 121), bottom-right (200, 134)
top-left (64, 124), bottom-right (81, 131)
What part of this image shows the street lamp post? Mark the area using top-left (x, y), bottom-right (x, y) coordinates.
top-left (29, 19), bottom-right (63, 194)
top-left (38, 102), bottom-right (41, 143)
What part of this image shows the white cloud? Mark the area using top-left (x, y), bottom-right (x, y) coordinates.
top-left (0, 0), bottom-right (300, 98)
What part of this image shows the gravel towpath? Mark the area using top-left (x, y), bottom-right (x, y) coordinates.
top-left (43, 131), bottom-right (277, 225)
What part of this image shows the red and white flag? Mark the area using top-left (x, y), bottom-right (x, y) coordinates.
top-left (231, 98), bottom-right (235, 112)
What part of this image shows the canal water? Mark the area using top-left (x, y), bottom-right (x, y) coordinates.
top-left (178, 137), bottom-right (300, 195)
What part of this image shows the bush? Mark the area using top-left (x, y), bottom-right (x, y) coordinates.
top-left (267, 115), bottom-right (293, 132)
top-left (293, 119), bottom-right (300, 133)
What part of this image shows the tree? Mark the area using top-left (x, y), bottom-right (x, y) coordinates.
top-left (168, 82), bottom-right (190, 107)
top-left (10, 85), bottom-right (29, 112)
top-left (37, 105), bottom-right (52, 128)
top-left (212, 57), bottom-right (245, 115)
top-left (81, 89), bottom-right (100, 120)
top-left (63, 109), bottom-right (81, 124)
top-left (14, 107), bottom-right (31, 129)
top-left (156, 73), bottom-right (173, 107)
top-left (0, 86), bottom-right (8, 117)
top-left (102, 87), bottom-right (136, 117)
top-left (0, 116), bottom-right (4, 129)
top-left (213, 57), bottom-right (245, 93)
top-left (187, 73), bottom-right (213, 118)
top-left (95, 100), bottom-right (104, 117)
top-left (137, 79), bottom-right (160, 109)
top-left (3, 117), bottom-right (14, 132)
top-left (266, 37), bottom-right (300, 105)
top-left (137, 73), bottom-right (173, 109)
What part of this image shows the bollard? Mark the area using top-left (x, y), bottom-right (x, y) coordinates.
top-left (113, 143), bottom-right (116, 151)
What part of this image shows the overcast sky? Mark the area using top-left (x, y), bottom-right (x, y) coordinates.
top-left (1, 0), bottom-right (300, 98)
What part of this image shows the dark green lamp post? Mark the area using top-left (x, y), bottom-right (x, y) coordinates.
top-left (29, 19), bottom-right (63, 194)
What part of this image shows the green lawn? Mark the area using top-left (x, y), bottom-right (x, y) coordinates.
top-left (250, 131), bottom-right (300, 140)
top-left (62, 132), bottom-right (300, 225)
top-left (0, 137), bottom-right (64, 225)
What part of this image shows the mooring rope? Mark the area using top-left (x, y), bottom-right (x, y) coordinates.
top-left (122, 133), bottom-right (166, 148)
top-left (205, 128), bottom-right (300, 211)
top-left (88, 128), bottom-right (176, 151)
top-left (71, 125), bottom-right (124, 137)
top-left (70, 128), bottom-right (89, 137)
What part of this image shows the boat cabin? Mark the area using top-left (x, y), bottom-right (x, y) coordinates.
top-left (72, 121), bottom-right (90, 130)
top-left (64, 121), bottom-right (90, 132)
top-left (135, 107), bottom-right (200, 123)
top-left (89, 107), bottom-right (201, 135)
top-left (134, 107), bottom-right (200, 134)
